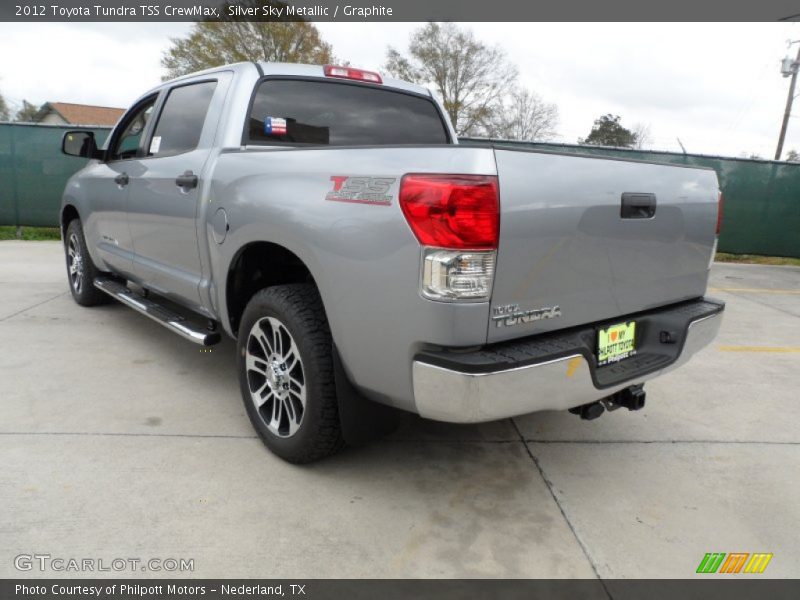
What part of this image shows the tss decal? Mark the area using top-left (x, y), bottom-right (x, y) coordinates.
top-left (326, 176), bottom-right (396, 206)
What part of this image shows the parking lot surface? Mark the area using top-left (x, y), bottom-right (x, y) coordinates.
top-left (1, 241), bottom-right (798, 578)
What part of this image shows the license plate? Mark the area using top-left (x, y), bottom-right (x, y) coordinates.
top-left (597, 321), bottom-right (636, 366)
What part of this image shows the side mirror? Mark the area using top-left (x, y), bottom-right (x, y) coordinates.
top-left (62, 130), bottom-right (102, 159)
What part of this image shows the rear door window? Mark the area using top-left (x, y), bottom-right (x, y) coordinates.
top-left (247, 79), bottom-right (449, 146)
top-left (149, 80), bottom-right (217, 157)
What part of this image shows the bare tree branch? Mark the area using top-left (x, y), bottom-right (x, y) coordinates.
top-left (632, 122), bottom-right (653, 150)
top-left (384, 23), bottom-right (518, 136)
top-left (483, 88), bottom-right (559, 141)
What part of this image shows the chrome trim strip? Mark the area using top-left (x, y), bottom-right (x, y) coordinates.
top-left (412, 309), bottom-right (723, 423)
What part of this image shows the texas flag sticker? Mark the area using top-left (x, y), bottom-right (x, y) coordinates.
top-left (264, 117), bottom-right (287, 136)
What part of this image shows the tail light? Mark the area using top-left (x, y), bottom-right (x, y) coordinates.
top-left (421, 250), bottom-right (496, 300)
top-left (399, 175), bottom-right (499, 249)
top-left (400, 174), bottom-right (500, 301)
top-left (323, 65), bottom-right (382, 84)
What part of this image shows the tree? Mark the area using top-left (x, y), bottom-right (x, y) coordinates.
top-left (786, 149), bottom-right (799, 162)
top-left (580, 114), bottom-right (637, 147)
top-left (485, 88), bottom-right (558, 141)
top-left (161, 1), bottom-right (334, 80)
top-left (0, 91), bottom-right (9, 121)
top-left (385, 23), bottom-right (517, 136)
top-left (14, 100), bottom-right (39, 122)
top-left (631, 123), bottom-right (652, 150)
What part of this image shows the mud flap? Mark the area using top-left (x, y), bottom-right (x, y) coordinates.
top-left (333, 346), bottom-right (401, 445)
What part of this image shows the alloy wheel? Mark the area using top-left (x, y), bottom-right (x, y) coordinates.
top-left (67, 233), bottom-right (84, 294)
top-left (245, 316), bottom-right (306, 438)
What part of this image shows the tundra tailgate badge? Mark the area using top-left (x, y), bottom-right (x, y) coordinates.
top-left (492, 303), bottom-right (562, 327)
top-left (326, 176), bottom-right (395, 206)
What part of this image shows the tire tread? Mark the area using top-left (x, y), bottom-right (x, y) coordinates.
top-left (239, 283), bottom-right (344, 463)
top-left (65, 219), bottom-right (110, 307)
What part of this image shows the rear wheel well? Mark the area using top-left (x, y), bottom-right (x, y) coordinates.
top-left (61, 205), bottom-right (80, 238)
top-left (226, 242), bottom-right (316, 335)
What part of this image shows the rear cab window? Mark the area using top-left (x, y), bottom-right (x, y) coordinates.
top-left (247, 79), bottom-right (450, 146)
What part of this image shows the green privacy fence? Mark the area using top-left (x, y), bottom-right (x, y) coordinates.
top-left (462, 139), bottom-right (800, 258)
top-left (1, 124), bottom-right (797, 257)
top-left (0, 123), bottom-right (111, 228)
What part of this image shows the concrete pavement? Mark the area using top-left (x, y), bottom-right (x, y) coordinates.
top-left (1, 241), bottom-right (798, 578)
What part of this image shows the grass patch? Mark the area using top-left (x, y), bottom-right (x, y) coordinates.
top-left (0, 226), bottom-right (62, 241)
top-left (716, 252), bottom-right (800, 267)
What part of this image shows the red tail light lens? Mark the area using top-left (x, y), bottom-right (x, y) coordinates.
top-left (716, 191), bottom-right (724, 235)
top-left (323, 65), bottom-right (382, 84)
top-left (399, 175), bottom-right (500, 250)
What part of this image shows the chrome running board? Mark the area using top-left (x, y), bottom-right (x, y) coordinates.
top-left (94, 277), bottom-right (221, 346)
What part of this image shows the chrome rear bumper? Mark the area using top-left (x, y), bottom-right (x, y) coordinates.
top-left (412, 301), bottom-right (723, 423)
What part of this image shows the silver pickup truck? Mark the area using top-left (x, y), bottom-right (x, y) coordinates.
top-left (60, 62), bottom-right (724, 462)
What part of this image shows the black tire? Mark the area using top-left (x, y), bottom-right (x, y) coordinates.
top-left (64, 219), bottom-right (109, 307)
top-left (237, 284), bottom-right (344, 463)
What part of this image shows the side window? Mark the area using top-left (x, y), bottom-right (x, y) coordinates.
top-left (109, 98), bottom-right (156, 161)
top-left (149, 81), bottom-right (217, 157)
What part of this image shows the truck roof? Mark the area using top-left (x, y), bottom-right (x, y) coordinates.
top-left (153, 61), bottom-right (433, 98)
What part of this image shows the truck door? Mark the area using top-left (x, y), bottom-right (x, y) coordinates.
top-left (125, 77), bottom-right (226, 311)
top-left (81, 95), bottom-right (157, 278)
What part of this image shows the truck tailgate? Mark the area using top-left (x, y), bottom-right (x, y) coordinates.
top-left (489, 147), bottom-right (719, 343)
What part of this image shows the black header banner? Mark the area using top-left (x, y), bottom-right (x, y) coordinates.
top-left (3, 0), bottom-right (800, 22)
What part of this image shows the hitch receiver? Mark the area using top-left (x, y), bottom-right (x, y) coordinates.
top-left (613, 384), bottom-right (646, 411)
top-left (569, 384), bottom-right (646, 420)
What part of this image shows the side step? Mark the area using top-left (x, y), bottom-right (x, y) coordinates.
top-left (94, 277), bottom-right (221, 346)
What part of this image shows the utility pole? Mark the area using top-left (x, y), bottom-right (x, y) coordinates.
top-left (775, 42), bottom-right (800, 161)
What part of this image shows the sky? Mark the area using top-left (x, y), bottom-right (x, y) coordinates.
top-left (0, 21), bottom-right (798, 158)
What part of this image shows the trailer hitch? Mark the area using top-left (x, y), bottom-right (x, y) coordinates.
top-left (569, 384), bottom-right (646, 420)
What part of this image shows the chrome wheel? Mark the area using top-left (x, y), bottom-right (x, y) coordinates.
top-left (245, 316), bottom-right (306, 438)
top-left (67, 233), bottom-right (84, 294)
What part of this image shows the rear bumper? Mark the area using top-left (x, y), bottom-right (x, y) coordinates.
top-left (412, 298), bottom-right (724, 423)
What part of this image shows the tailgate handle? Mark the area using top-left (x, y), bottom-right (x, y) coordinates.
top-left (621, 193), bottom-right (656, 219)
